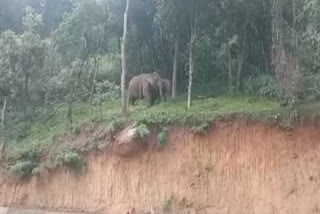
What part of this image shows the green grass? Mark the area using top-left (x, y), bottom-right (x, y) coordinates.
top-left (4, 96), bottom-right (320, 161)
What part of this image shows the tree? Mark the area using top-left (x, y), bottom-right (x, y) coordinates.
top-left (186, 0), bottom-right (210, 108)
top-left (121, 0), bottom-right (131, 114)
top-left (154, 0), bottom-right (183, 99)
top-left (187, 3), bottom-right (198, 108)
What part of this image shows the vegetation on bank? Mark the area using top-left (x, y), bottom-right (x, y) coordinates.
top-left (0, 98), bottom-right (312, 153)
top-left (2, 95), bottom-right (320, 178)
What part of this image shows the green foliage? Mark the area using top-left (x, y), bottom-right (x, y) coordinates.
top-left (304, 74), bottom-right (320, 101)
top-left (23, 7), bottom-right (44, 33)
top-left (191, 122), bottom-right (210, 134)
top-left (71, 125), bottom-right (81, 135)
top-left (53, 147), bottom-right (85, 171)
top-left (9, 149), bottom-right (41, 178)
top-left (278, 107), bottom-right (299, 131)
top-left (94, 80), bottom-right (120, 103)
top-left (163, 197), bottom-right (173, 212)
top-left (244, 75), bottom-right (278, 98)
top-left (106, 120), bottom-right (121, 134)
top-left (10, 122), bottom-right (31, 141)
top-left (136, 123), bottom-right (150, 139)
top-left (157, 127), bottom-right (168, 146)
top-left (10, 160), bottom-right (37, 178)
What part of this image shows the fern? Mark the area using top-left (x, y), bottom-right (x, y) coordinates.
top-left (136, 123), bottom-right (150, 139)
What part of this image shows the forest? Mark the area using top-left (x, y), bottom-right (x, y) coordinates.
top-left (1, 0), bottom-right (320, 167)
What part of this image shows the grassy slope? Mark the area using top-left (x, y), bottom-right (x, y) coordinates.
top-left (6, 96), bottom-right (319, 158)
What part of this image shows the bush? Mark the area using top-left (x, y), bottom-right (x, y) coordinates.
top-left (244, 74), bottom-right (278, 98)
top-left (10, 121), bottom-right (31, 141)
top-left (192, 122), bottom-right (210, 134)
top-left (304, 74), bottom-right (320, 101)
top-left (53, 147), bottom-right (85, 171)
top-left (94, 80), bottom-right (120, 103)
top-left (10, 160), bottom-right (37, 178)
top-left (157, 127), bottom-right (168, 146)
top-left (136, 123), bottom-right (150, 139)
top-left (163, 197), bottom-right (173, 212)
top-left (10, 149), bottom-right (41, 178)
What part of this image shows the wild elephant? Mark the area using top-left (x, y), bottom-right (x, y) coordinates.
top-left (161, 78), bottom-right (171, 101)
top-left (128, 72), bottom-right (163, 106)
top-left (152, 78), bottom-right (171, 103)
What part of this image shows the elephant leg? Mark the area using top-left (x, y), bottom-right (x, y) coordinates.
top-left (129, 96), bottom-right (137, 106)
top-left (128, 97), bottom-right (133, 106)
top-left (131, 98), bottom-right (137, 106)
top-left (142, 85), bottom-right (153, 106)
top-left (144, 95), bottom-right (153, 106)
top-left (163, 95), bottom-right (167, 102)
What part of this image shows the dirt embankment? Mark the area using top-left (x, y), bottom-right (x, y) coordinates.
top-left (1, 120), bottom-right (320, 214)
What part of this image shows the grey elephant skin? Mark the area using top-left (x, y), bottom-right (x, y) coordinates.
top-left (127, 72), bottom-right (163, 106)
top-left (152, 78), bottom-right (171, 103)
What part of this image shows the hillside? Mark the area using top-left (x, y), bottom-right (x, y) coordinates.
top-left (1, 96), bottom-right (320, 177)
top-left (4, 97), bottom-right (282, 157)
top-left (1, 118), bottom-right (320, 214)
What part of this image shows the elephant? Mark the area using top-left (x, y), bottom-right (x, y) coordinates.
top-left (128, 71), bottom-right (163, 106)
top-left (161, 78), bottom-right (171, 101)
top-left (152, 78), bottom-right (171, 103)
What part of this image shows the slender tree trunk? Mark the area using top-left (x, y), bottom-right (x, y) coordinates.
top-left (1, 96), bottom-right (7, 128)
top-left (90, 57), bottom-right (98, 119)
top-left (118, 32), bottom-right (122, 74)
top-left (67, 101), bottom-right (73, 125)
top-left (187, 12), bottom-right (197, 109)
top-left (292, 0), bottom-right (299, 74)
top-left (0, 139), bottom-right (5, 161)
top-left (236, 34), bottom-right (247, 92)
top-left (121, 0), bottom-right (131, 114)
top-left (0, 96), bottom-right (6, 160)
top-left (24, 72), bottom-right (29, 119)
top-left (67, 83), bottom-right (74, 126)
top-left (187, 41), bottom-right (194, 108)
top-left (67, 69), bottom-right (77, 126)
top-left (172, 30), bottom-right (179, 99)
top-left (227, 45), bottom-right (233, 95)
top-left (148, 38), bottom-right (157, 69)
top-left (139, 43), bottom-right (144, 69)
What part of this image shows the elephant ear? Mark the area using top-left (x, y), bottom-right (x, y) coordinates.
top-left (146, 76), bottom-right (154, 85)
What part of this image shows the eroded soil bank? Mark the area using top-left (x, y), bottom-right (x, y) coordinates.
top-left (1, 120), bottom-right (320, 214)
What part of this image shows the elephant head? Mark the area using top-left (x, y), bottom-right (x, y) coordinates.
top-left (146, 72), bottom-right (161, 88)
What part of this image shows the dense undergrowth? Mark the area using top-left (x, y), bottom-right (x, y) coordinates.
top-left (2, 96), bottom-right (320, 177)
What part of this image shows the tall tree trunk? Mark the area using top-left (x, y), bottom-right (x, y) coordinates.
top-left (139, 43), bottom-right (144, 69)
top-left (172, 30), bottom-right (179, 99)
top-left (187, 12), bottom-right (198, 109)
top-left (67, 68), bottom-right (77, 126)
top-left (121, 0), bottom-right (131, 114)
top-left (187, 41), bottom-right (194, 109)
top-left (24, 72), bottom-right (29, 119)
top-left (148, 38), bottom-right (157, 69)
top-left (118, 32), bottom-right (122, 74)
top-left (90, 56), bottom-right (98, 119)
top-left (227, 45), bottom-right (233, 95)
top-left (0, 139), bottom-right (5, 161)
top-left (67, 101), bottom-right (73, 126)
top-left (292, 0), bottom-right (299, 74)
top-left (236, 34), bottom-right (247, 92)
top-left (1, 96), bottom-right (7, 128)
top-left (0, 96), bottom-right (6, 160)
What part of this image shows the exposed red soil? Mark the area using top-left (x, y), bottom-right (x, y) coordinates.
top-left (1, 120), bottom-right (320, 214)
